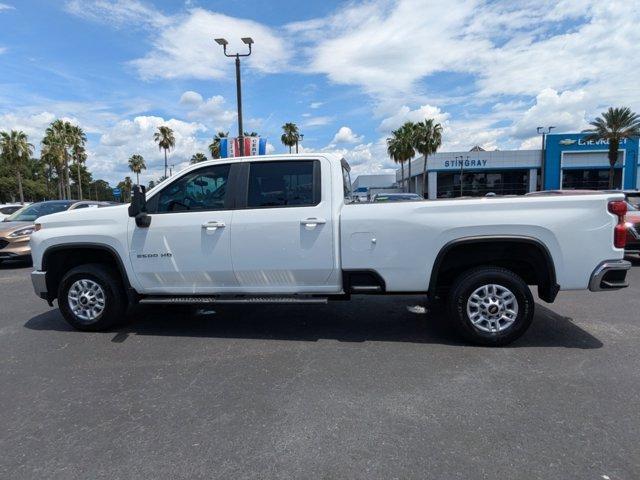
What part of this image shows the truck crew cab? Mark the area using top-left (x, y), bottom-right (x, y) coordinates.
top-left (29, 154), bottom-right (631, 346)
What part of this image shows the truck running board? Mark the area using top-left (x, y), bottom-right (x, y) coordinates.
top-left (139, 295), bottom-right (329, 305)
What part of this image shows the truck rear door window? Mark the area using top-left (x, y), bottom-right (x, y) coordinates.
top-left (246, 160), bottom-right (320, 208)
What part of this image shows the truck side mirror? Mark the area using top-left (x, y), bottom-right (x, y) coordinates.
top-left (128, 185), bottom-right (151, 228)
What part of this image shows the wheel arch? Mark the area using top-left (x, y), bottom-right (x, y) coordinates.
top-left (42, 243), bottom-right (135, 303)
top-left (429, 235), bottom-right (559, 303)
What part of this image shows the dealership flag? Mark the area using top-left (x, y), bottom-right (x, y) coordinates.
top-left (219, 137), bottom-right (267, 158)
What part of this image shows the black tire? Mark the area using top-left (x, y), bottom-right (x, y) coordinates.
top-left (447, 266), bottom-right (534, 346)
top-left (58, 263), bottom-right (127, 331)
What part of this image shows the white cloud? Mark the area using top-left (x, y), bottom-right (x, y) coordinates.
top-left (185, 95), bottom-right (236, 130)
top-left (291, 0), bottom-right (640, 116)
top-left (64, 0), bottom-right (169, 28)
top-left (0, 111), bottom-right (58, 139)
top-left (309, 102), bottom-right (323, 109)
top-left (331, 126), bottom-right (363, 145)
top-left (378, 104), bottom-right (449, 133)
top-left (292, 0), bottom-right (486, 95)
top-left (303, 116), bottom-right (333, 127)
top-left (0, 3), bottom-right (14, 11)
top-left (93, 115), bottom-right (208, 183)
top-left (179, 90), bottom-right (203, 106)
top-left (511, 88), bottom-right (590, 140)
top-left (130, 8), bottom-right (289, 80)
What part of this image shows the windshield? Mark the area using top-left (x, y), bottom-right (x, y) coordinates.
top-left (3, 202), bottom-right (72, 222)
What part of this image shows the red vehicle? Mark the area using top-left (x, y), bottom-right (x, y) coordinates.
top-left (625, 201), bottom-right (640, 257)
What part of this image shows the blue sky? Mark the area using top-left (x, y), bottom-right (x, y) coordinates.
top-left (1, 0), bottom-right (638, 185)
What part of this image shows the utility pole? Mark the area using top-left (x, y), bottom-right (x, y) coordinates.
top-left (537, 126), bottom-right (555, 190)
top-left (215, 37), bottom-right (253, 157)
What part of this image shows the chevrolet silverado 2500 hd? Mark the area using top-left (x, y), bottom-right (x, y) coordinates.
top-left (29, 154), bottom-right (631, 346)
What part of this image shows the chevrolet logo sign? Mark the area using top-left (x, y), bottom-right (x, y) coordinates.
top-left (559, 139), bottom-right (577, 145)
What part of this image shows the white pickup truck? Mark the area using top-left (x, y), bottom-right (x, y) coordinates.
top-left (29, 154), bottom-right (631, 345)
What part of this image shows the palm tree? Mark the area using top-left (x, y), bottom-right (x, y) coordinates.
top-left (398, 122), bottom-right (416, 192)
top-left (44, 120), bottom-right (73, 199)
top-left (413, 119), bottom-right (443, 197)
top-left (118, 176), bottom-right (133, 202)
top-left (0, 130), bottom-right (34, 204)
top-left (281, 123), bottom-right (299, 153)
top-left (68, 125), bottom-right (87, 199)
top-left (40, 140), bottom-right (64, 199)
top-left (154, 126), bottom-right (175, 178)
top-left (190, 153), bottom-right (208, 164)
top-left (387, 123), bottom-right (416, 192)
top-left (128, 154), bottom-right (146, 185)
top-left (208, 131), bottom-right (228, 159)
top-left (582, 107), bottom-right (640, 189)
top-left (244, 131), bottom-right (259, 137)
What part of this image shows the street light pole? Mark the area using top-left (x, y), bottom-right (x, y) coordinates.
top-left (296, 133), bottom-right (304, 153)
top-left (537, 126), bottom-right (555, 190)
top-left (457, 155), bottom-right (467, 197)
top-left (215, 37), bottom-right (253, 157)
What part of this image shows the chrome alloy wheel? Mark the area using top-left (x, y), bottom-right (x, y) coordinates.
top-left (67, 279), bottom-right (106, 322)
top-left (466, 283), bottom-right (519, 333)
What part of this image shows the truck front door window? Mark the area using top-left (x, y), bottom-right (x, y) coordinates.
top-left (152, 164), bottom-right (230, 213)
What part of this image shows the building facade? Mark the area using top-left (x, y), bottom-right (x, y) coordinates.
top-left (396, 133), bottom-right (640, 198)
top-left (351, 174), bottom-right (399, 200)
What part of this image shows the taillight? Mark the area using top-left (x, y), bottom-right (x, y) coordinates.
top-left (608, 200), bottom-right (628, 248)
top-left (614, 224), bottom-right (627, 248)
top-left (608, 200), bottom-right (627, 217)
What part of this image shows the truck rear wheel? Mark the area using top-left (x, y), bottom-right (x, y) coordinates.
top-left (58, 263), bottom-right (127, 331)
top-left (447, 266), bottom-right (534, 346)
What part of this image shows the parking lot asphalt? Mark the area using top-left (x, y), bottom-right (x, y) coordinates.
top-left (1, 260), bottom-right (640, 480)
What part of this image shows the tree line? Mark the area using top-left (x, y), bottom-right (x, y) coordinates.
top-left (3, 107), bottom-right (637, 204)
top-left (0, 122), bottom-right (248, 204)
top-left (0, 120), bottom-right (114, 204)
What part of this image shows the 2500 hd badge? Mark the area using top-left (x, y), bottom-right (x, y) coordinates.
top-left (136, 252), bottom-right (172, 259)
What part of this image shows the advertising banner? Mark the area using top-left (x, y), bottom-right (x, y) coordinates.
top-left (219, 137), bottom-right (267, 158)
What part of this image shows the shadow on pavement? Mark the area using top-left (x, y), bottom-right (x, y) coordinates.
top-left (0, 258), bottom-right (32, 269)
top-left (24, 296), bottom-right (602, 349)
top-left (626, 255), bottom-right (640, 266)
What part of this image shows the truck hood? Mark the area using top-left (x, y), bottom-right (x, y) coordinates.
top-left (36, 204), bottom-right (129, 228)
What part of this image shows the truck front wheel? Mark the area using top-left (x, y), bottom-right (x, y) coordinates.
top-left (58, 263), bottom-right (127, 331)
top-left (447, 266), bottom-right (534, 346)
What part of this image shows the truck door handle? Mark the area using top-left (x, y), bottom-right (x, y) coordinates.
top-left (300, 217), bottom-right (326, 227)
top-left (202, 221), bottom-right (226, 230)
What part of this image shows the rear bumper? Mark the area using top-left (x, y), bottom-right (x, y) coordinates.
top-left (31, 270), bottom-right (48, 300)
top-left (588, 260), bottom-right (632, 291)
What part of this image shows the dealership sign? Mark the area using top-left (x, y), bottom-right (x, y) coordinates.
top-left (219, 137), bottom-right (268, 158)
top-left (559, 137), bottom-right (627, 147)
top-left (444, 158), bottom-right (488, 168)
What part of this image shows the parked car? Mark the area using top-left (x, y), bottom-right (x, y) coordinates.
top-left (624, 201), bottom-right (640, 257)
top-left (372, 193), bottom-right (422, 202)
top-left (0, 204), bottom-right (27, 221)
top-left (623, 190), bottom-right (640, 209)
top-left (29, 154), bottom-right (630, 346)
top-left (0, 200), bottom-right (114, 263)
